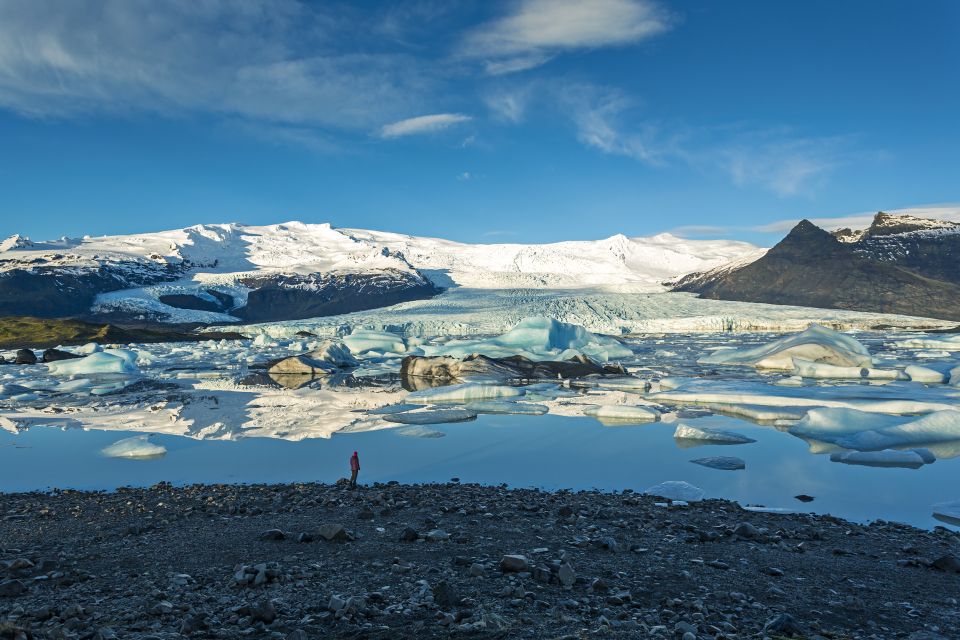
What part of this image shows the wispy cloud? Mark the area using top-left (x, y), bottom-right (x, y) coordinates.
top-left (461, 0), bottom-right (672, 74)
top-left (379, 113), bottom-right (472, 138)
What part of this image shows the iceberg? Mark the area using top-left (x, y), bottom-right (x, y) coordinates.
top-left (46, 350), bottom-right (140, 376)
top-left (790, 408), bottom-right (960, 452)
top-left (343, 329), bottom-right (408, 355)
top-left (673, 423), bottom-right (756, 444)
top-left (699, 325), bottom-right (872, 370)
top-left (76, 342), bottom-right (103, 354)
top-left (905, 364), bottom-right (949, 384)
top-left (895, 335), bottom-right (960, 351)
top-left (267, 340), bottom-right (358, 377)
top-left (406, 383), bottom-right (524, 405)
top-left (464, 401), bottom-right (549, 415)
top-left (792, 358), bottom-right (907, 381)
top-left (384, 408), bottom-right (478, 425)
top-left (101, 435), bottom-right (166, 459)
top-left (420, 317), bottom-right (632, 363)
top-left (829, 450), bottom-right (930, 469)
top-left (933, 500), bottom-right (960, 526)
top-left (690, 456), bottom-right (745, 470)
top-left (582, 404), bottom-right (659, 424)
top-left (644, 481), bottom-right (705, 502)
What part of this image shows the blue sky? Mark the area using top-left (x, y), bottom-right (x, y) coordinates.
top-left (0, 0), bottom-right (957, 245)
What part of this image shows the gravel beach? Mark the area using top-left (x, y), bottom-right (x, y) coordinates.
top-left (1, 481), bottom-right (959, 639)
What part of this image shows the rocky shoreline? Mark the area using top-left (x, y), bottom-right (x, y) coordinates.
top-left (1, 482), bottom-right (958, 640)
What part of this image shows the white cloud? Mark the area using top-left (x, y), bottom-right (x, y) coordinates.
top-left (461, 0), bottom-right (672, 74)
top-left (379, 113), bottom-right (472, 138)
top-left (0, 0), bottom-right (432, 133)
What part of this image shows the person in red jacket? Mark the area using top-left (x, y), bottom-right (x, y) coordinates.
top-left (349, 451), bottom-right (360, 488)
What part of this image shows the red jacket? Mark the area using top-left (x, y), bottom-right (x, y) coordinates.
top-left (350, 453), bottom-right (360, 472)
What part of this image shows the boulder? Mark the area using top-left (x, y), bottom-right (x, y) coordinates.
top-left (14, 349), bottom-right (37, 365)
top-left (42, 348), bottom-right (83, 363)
top-left (499, 555), bottom-right (530, 573)
top-left (266, 340), bottom-right (359, 377)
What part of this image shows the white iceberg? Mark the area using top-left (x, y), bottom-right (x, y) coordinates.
top-left (792, 358), bottom-right (906, 381)
top-left (829, 449), bottom-right (931, 469)
top-left (790, 408), bottom-right (960, 452)
top-left (464, 401), bottom-right (549, 415)
top-left (699, 325), bottom-right (872, 370)
top-left (101, 435), bottom-right (166, 459)
top-left (644, 481), bottom-right (705, 502)
top-left (582, 404), bottom-right (659, 423)
top-left (905, 364), bottom-right (949, 384)
top-left (46, 349), bottom-right (140, 376)
top-left (895, 335), bottom-right (960, 351)
top-left (690, 456), bottom-right (745, 470)
top-left (673, 423), bottom-right (756, 444)
top-left (421, 317), bottom-right (632, 363)
top-left (384, 408), bottom-right (478, 425)
top-left (76, 342), bottom-right (103, 354)
top-left (343, 329), bottom-right (408, 355)
top-left (406, 383), bottom-right (524, 405)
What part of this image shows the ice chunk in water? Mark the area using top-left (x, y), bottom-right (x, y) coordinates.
top-left (343, 329), bottom-right (407, 355)
top-left (644, 481), bottom-right (705, 502)
top-left (395, 426), bottom-right (446, 438)
top-left (792, 359), bottom-right (906, 381)
top-left (592, 377), bottom-right (651, 391)
top-left (673, 423), bottom-right (756, 444)
top-left (829, 449), bottom-right (930, 469)
top-left (407, 383), bottom-right (524, 404)
top-left (465, 401), bottom-right (549, 415)
top-left (384, 408), bottom-right (478, 425)
top-left (932, 500), bottom-right (960, 526)
top-left (101, 435), bottom-right (166, 459)
top-left (76, 342), bottom-right (102, 354)
top-left (791, 408), bottom-right (960, 451)
top-left (699, 325), bottom-right (872, 370)
top-left (421, 317), bottom-right (632, 362)
top-left (690, 456), bottom-right (745, 470)
top-left (905, 364), bottom-right (949, 384)
top-left (895, 335), bottom-right (960, 351)
top-left (582, 404), bottom-right (659, 424)
top-left (46, 350), bottom-right (140, 376)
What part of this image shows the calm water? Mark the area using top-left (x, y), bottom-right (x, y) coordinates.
top-left (3, 412), bottom-right (958, 530)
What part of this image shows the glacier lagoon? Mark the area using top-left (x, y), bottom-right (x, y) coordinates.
top-left (2, 321), bottom-right (960, 530)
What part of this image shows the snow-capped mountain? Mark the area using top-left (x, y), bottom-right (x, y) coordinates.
top-left (674, 212), bottom-right (960, 322)
top-left (0, 221), bottom-right (758, 324)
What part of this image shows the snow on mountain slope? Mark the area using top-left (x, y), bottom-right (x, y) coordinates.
top-left (343, 228), bottom-right (757, 290)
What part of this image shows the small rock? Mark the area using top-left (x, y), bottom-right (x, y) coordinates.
top-left (432, 580), bottom-right (459, 607)
top-left (733, 522), bottom-right (760, 539)
top-left (794, 494), bottom-right (815, 502)
top-left (0, 579), bottom-right (26, 597)
top-left (357, 507), bottom-right (374, 520)
top-left (500, 555), bottom-right (530, 573)
top-left (249, 599), bottom-right (277, 624)
top-left (557, 563), bottom-right (575, 587)
top-left (399, 527), bottom-right (419, 542)
top-left (931, 554), bottom-right (960, 573)
top-left (259, 529), bottom-right (285, 541)
top-left (317, 524), bottom-right (348, 541)
top-left (14, 349), bottom-right (37, 365)
top-left (763, 612), bottom-right (802, 636)
top-left (425, 529), bottom-right (450, 542)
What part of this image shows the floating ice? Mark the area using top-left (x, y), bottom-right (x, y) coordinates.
top-left (790, 408), bottom-right (960, 452)
top-left (643, 481), bottom-right (705, 502)
top-left (905, 364), bottom-right (949, 384)
top-left (367, 403), bottom-right (422, 415)
top-left (895, 335), bottom-right (960, 351)
top-left (76, 342), bottom-right (103, 354)
top-left (792, 358), bottom-right (906, 381)
top-left (394, 425), bottom-right (446, 438)
top-left (384, 409), bottom-right (478, 425)
top-left (592, 377), bottom-right (651, 391)
top-left (464, 401), bottom-right (549, 415)
top-left (829, 449), bottom-right (931, 469)
top-left (406, 383), bottom-right (524, 405)
top-left (933, 500), bottom-right (960, 526)
top-left (343, 329), bottom-right (408, 355)
top-left (101, 435), bottom-right (166, 459)
top-left (690, 456), bottom-right (745, 470)
top-left (582, 404), bottom-right (659, 423)
top-left (46, 350), bottom-right (140, 376)
top-left (421, 317), bottom-right (632, 363)
top-left (673, 423), bottom-right (756, 444)
top-left (699, 325), bottom-right (872, 370)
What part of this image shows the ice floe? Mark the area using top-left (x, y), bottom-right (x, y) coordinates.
top-left (406, 383), bottom-right (525, 405)
top-left (690, 456), bottom-right (745, 470)
top-left (101, 435), bottom-right (166, 459)
top-left (904, 364), bottom-right (950, 384)
top-left (46, 350), bottom-right (140, 376)
top-left (792, 359), bottom-right (906, 381)
top-left (790, 408), bottom-right (960, 453)
top-left (673, 423), bottom-right (756, 444)
top-left (582, 404), bottom-right (659, 424)
top-left (384, 409), bottom-right (478, 425)
top-left (394, 426), bottom-right (446, 438)
top-left (699, 325), bottom-right (873, 370)
top-left (420, 317), bottom-right (632, 362)
top-left (895, 335), bottom-right (960, 351)
top-left (933, 501), bottom-right (960, 526)
top-left (464, 401), bottom-right (549, 415)
top-left (644, 481), bottom-right (705, 502)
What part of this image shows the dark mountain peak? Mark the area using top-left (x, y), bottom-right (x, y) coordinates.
top-left (864, 211), bottom-right (960, 237)
top-left (768, 219), bottom-right (842, 260)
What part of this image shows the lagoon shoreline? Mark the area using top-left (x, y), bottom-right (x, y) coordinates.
top-left (2, 481), bottom-right (959, 639)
